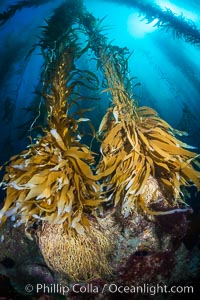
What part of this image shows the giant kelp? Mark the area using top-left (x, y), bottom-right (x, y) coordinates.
top-left (0, 59), bottom-right (102, 235)
top-left (0, 0), bottom-right (52, 27)
top-left (0, 1), bottom-right (102, 235)
top-left (1, 0), bottom-right (200, 46)
top-left (81, 14), bottom-right (200, 216)
top-left (105, 0), bottom-right (200, 47)
top-left (96, 48), bottom-right (200, 217)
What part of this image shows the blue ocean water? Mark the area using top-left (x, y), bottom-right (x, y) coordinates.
top-left (0, 0), bottom-right (200, 164)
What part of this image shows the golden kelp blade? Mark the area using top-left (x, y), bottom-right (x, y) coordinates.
top-left (97, 50), bottom-right (200, 217)
top-left (0, 129), bottom-right (102, 233)
top-left (97, 102), bottom-right (200, 216)
top-left (0, 52), bottom-right (103, 234)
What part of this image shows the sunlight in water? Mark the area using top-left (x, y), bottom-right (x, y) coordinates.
top-left (127, 13), bottom-right (158, 38)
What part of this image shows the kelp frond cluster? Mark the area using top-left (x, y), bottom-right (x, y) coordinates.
top-left (96, 53), bottom-right (200, 217)
top-left (0, 48), bottom-right (101, 235)
top-left (0, 127), bottom-right (101, 233)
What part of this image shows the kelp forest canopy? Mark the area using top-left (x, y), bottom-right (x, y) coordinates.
top-left (1, 0), bottom-right (200, 156)
top-left (0, 0), bottom-right (200, 234)
top-left (1, 0), bottom-right (200, 46)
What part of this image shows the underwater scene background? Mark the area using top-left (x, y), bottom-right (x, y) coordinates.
top-left (1, 0), bottom-right (200, 163)
top-left (0, 0), bottom-right (200, 299)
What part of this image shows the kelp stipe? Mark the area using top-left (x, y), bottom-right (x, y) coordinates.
top-left (0, 0), bottom-right (52, 27)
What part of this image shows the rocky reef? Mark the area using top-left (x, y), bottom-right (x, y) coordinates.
top-left (1, 196), bottom-right (200, 299)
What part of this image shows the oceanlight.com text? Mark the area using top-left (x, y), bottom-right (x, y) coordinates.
top-left (25, 283), bottom-right (194, 296)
